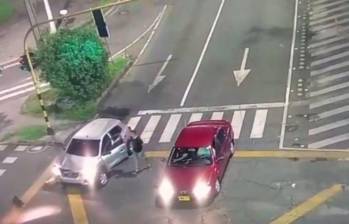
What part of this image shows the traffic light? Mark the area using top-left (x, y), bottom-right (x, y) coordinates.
top-left (92, 9), bottom-right (109, 38)
top-left (20, 52), bottom-right (36, 71)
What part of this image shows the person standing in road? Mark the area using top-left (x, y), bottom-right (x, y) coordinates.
top-left (128, 135), bottom-right (150, 174)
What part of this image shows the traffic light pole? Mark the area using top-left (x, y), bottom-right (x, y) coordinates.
top-left (23, 0), bottom-right (135, 135)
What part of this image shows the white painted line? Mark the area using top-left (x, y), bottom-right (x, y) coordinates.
top-left (312, 0), bottom-right (349, 11)
top-left (211, 112), bottom-right (224, 120)
top-left (310, 92), bottom-right (349, 109)
top-left (250, 110), bottom-right (268, 138)
top-left (0, 145), bottom-right (6, 151)
top-left (159, 114), bottom-right (181, 143)
top-left (0, 82), bottom-right (33, 95)
top-left (3, 156), bottom-right (17, 164)
top-left (311, 60), bottom-right (349, 76)
top-left (309, 133), bottom-right (349, 149)
top-left (127, 116), bottom-right (141, 130)
top-left (3, 62), bottom-right (20, 69)
top-left (0, 169), bottom-right (5, 176)
top-left (310, 10), bottom-right (349, 26)
top-left (140, 115), bottom-right (161, 144)
top-left (310, 82), bottom-right (349, 97)
top-left (312, 51), bottom-right (349, 67)
top-left (14, 145), bottom-right (27, 152)
top-left (0, 57), bottom-right (20, 67)
top-left (317, 71), bottom-right (349, 84)
top-left (31, 146), bottom-right (43, 151)
top-left (312, 42), bottom-right (349, 57)
top-left (309, 118), bottom-right (349, 135)
top-left (280, 0), bottom-right (298, 149)
top-left (148, 54), bottom-right (172, 93)
top-left (231, 110), bottom-right (245, 139)
top-left (310, 4), bottom-right (349, 20)
top-left (309, 36), bottom-right (345, 49)
top-left (316, 105), bottom-right (349, 119)
top-left (0, 83), bottom-right (50, 102)
top-left (312, 17), bottom-right (349, 32)
top-left (138, 102), bottom-right (284, 115)
top-left (311, 0), bottom-right (342, 6)
top-left (180, 0), bottom-right (226, 107)
top-left (188, 113), bottom-right (203, 123)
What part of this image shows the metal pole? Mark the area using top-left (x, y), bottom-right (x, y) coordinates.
top-left (43, 0), bottom-right (56, 33)
top-left (24, 0), bottom-right (40, 44)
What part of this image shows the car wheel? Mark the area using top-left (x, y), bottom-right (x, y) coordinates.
top-left (96, 170), bottom-right (109, 188)
top-left (215, 179), bottom-right (221, 194)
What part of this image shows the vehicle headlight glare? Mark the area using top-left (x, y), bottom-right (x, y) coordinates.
top-left (193, 180), bottom-right (211, 201)
top-left (52, 165), bottom-right (60, 176)
top-left (158, 178), bottom-right (175, 205)
top-left (81, 161), bottom-right (98, 184)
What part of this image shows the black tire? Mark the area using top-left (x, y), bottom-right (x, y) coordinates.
top-left (95, 169), bottom-right (109, 189)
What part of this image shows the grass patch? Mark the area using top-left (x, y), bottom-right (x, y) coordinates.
top-left (0, 132), bottom-right (15, 142)
top-left (59, 101), bottom-right (97, 121)
top-left (21, 89), bottom-right (57, 117)
top-left (17, 125), bottom-right (47, 141)
top-left (107, 57), bottom-right (129, 81)
top-left (0, 0), bottom-right (14, 24)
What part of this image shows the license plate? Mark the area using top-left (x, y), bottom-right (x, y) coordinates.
top-left (178, 195), bottom-right (191, 201)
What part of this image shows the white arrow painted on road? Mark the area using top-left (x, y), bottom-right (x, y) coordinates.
top-left (233, 48), bottom-right (251, 86)
top-left (148, 54), bottom-right (172, 93)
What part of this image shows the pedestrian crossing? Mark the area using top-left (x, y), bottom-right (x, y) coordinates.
top-left (307, 0), bottom-right (349, 149)
top-left (126, 109), bottom-right (278, 146)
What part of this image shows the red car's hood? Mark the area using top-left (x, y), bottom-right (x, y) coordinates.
top-left (164, 166), bottom-right (214, 191)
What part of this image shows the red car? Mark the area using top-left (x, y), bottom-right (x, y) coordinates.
top-left (156, 120), bottom-right (235, 207)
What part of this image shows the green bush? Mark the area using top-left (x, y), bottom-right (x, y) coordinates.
top-left (35, 27), bottom-right (108, 102)
top-left (17, 125), bottom-right (47, 141)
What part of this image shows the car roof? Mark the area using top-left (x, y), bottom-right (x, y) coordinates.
top-left (175, 125), bottom-right (217, 148)
top-left (73, 118), bottom-right (122, 140)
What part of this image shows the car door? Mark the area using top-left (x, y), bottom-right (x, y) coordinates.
top-left (101, 134), bottom-right (114, 170)
top-left (215, 128), bottom-right (229, 179)
top-left (108, 126), bottom-right (128, 165)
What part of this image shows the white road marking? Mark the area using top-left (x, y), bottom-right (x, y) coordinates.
top-left (316, 105), bottom-right (349, 119)
top-left (0, 83), bottom-right (50, 102)
top-left (0, 82), bottom-right (33, 95)
top-left (127, 116), bottom-right (141, 130)
top-left (188, 113), bottom-right (203, 123)
top-left (311, 0), bottom-right (342, 6)
top-left (310, 10), bottom-right (349, 26)
top-left (0, 169), bottom-right (5, 177)
top-left (148, 54), bottom-right (172, 93)
top-left (180, 0), bottom-right (226, 107)
top-left (31, 146), bottom-right (43, 151)
top-left (309, 118), bottom-right (349, 135)
top-left (0, 145), bottom-right (6, 151)
top-left (3, 156), bottom-right (17, 164)
top-left (310, 4), bottom-right (349, 20)
top-left (312, 42), bottom-right (349, 57)
top-left (312, 0), bottom-right (349, 11)
top-left (310, 82), bottom-right (349, 97)
top-left (138, 102), bottom-right (284, 115)
top-left (316, 71), bottom-right (349, 84)
top-left (0, 57), bottom-right (20, 67)
top-left (311, 60), bottom-right (349, 76)
top-left (312, 17), bottom-right (349, 32)
top-left (231, 110), bottom-right (245, 139)
top-left (233, 48), bottom-right (251, 86)
top-left (309, 133), bottom-right (349, 148)
top-left (211, 112), bottom-right (224, 120)
top-left (310, 92), bottom-right (349, 109)
top-left (141, 115), bottom-right (161, 144)
top-left (250, 110), bottom-right (268, 138)
top-left (314, 26), bottom-right (349, 40)
top-left (309, 36), bottom-right (346, 49)
top-left (3, 62), bottom-right (20, 69)
top-left (159, 114), bottom-right (181, 143)
top-left (312, 51), bottom-right (349, 67)
top-left (280, 0), bottom-right (298, 149)
top-left (14, 145), bottom-right (27, 152)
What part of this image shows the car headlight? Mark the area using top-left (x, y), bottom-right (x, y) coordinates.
top-left (158, 178), bottom-right (175, 205)
top-left (81, 160), bottom-right (98, 184)
top-left (52, 164), bottom-right (61, 176)
top-left (192, 180), bottom-right (211, 201)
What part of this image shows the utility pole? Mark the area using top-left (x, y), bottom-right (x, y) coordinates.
top-left (24, 0), bottom-right (40, 44)
top-left (43, 0), bottom-right (56, 33)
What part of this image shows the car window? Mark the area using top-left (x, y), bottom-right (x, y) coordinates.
top-left (215, 129), bottom-right (226, 154)
top-left (66, 139), bottom-right (100, 157)
top-left (109, 125), bottom-right (122, 141)
top-left (169, 147), bottom-right (212, 167)
top-left (102, 134), bottom-right (113, 155)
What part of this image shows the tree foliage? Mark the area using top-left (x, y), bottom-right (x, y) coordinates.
top-left (35, 27), bottom-right (108, 102)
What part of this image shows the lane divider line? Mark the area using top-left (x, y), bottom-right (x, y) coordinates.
top-left (67, 187), bottom-right (89, 224)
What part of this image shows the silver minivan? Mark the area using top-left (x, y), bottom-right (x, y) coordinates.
top-left (53, 118), bottom-right (141, 188)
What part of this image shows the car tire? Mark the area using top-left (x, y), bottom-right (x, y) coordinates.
top-left (96, 169), bottom-right (109, 189)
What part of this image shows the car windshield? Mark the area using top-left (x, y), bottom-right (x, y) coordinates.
top-left (169, 146), bottom-right (213, 167)
top-left (66, 139), bottom-right (100, 157)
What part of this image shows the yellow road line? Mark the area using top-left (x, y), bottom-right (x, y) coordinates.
top-left (270, 184), bottom-right (344, 224)
top-left (67, 187), bottom-right (89, 224)
top-left (145, 150), bottom-right (349, 159)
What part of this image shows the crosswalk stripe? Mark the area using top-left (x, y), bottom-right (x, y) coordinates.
top-left (310, 92), bottom-right (349, 109)
top-left (312, 50), bottom-right (349, 67)
top-left (316, 104), bottom-right (349, 119)
top-left (309, 36), bottom-right (346, 49)
top-left (2, 156), bottom-right (17, 164)
top-left (309, 133), bottom-right (349, 148)
top-left (312, 0), bottom-right (349, 11)
top-left (312, 17), bottom-right (349, 32)
top-left (310, 4), bottom-right (349, 20)
top-left (310, 81), bottom-right (349, 97)
top-left (311, 60), bottom-right (349, 76)
top-left (310, 118), bottom-right (349, 135)
top-left (316, 71), bottom-right (349, 84)
top-left (312, 42), bottom-right (349, 57)
top-left (188, 113), bottom-right (203, 123)
top-left (211, 112), bottom-right (224, 120)
top-left (159, 114), bottom-right (181, 143)
top-left (0, 169), bottom-right (5, 177)
top-left (231, 110), bottom-right (245, 139)
top-left (0, 145), bottom-right (6, 151)
top-left (309, 10), bottom-right (349, 26)
top-left (141, 115), bottom-right (161, 144)
top-left (127, 116), bottom-right (141, 130)
top-left (0, 82), bottom-right (32, 95)
top-left (311, 0), bottom-right (343, 6)
top-left (250, 110), bottom-right (268, 138)
top-left (14, 145), bottom-right (27, 152)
